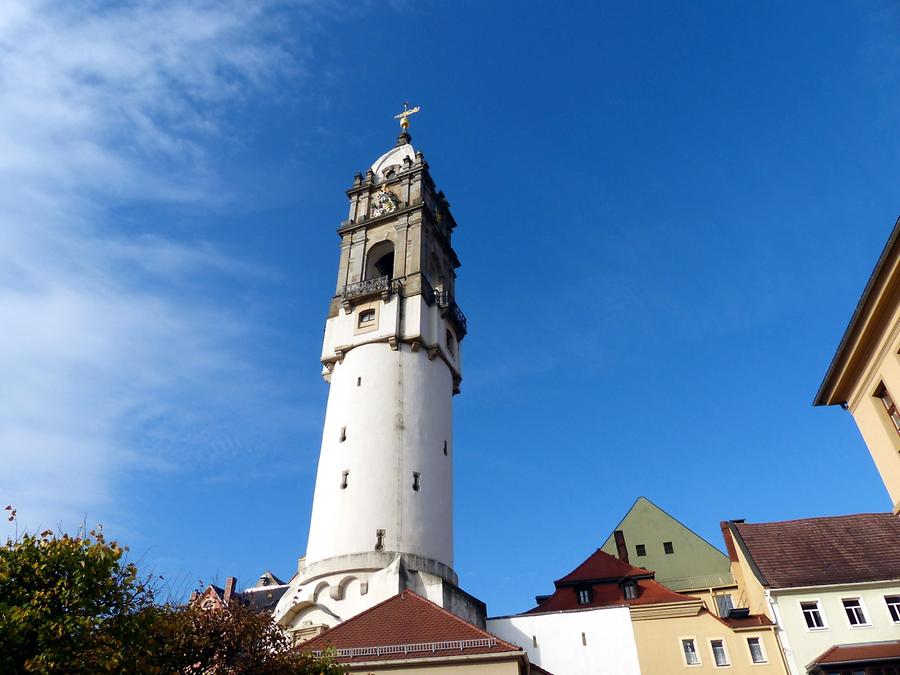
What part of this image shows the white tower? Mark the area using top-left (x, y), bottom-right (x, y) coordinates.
top-left (275, 111), bottom-right (483, 639)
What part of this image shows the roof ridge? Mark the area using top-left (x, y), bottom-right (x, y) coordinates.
top-left (396, 591), bottom-right (522, 652)
top-left (737, 512), bottom-right (893, 527)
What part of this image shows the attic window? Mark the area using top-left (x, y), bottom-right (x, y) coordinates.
top-left (635, 544), bottom-right (646, 557)
top-left (576, 585), bottom-right (592, 605)
top-left (663, 541), bottom-right (674, 555)
top-left (623, 580), bottom-right (638, 600)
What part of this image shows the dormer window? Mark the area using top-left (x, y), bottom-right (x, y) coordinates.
top-left (576, 585), bottom-right (592, 605)
top-left (623, 579), bottom-right (639, 600)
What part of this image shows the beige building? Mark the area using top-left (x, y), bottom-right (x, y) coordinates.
top-left (722, 514), bottom-right (900, 674)
top-left (815, 216), bottom-right (900, 512)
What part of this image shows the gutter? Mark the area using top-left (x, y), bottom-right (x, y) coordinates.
top-left (814, 215), bottom-right (900, 406)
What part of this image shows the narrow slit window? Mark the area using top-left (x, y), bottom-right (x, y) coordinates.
top-left (663, 541), bottom-right (674, 554)
top-left (340, 470), bottom-right (349, 489)
top-left (443, 440), bottom-right (448, 456)
top-left (357, 377), bottom-right (362, 387)
top-left (339, 426), bottom-right (347, 442)
top-left (581, 632), bottom-right (587, 646)
top-left (375, 529), bottom-right (385, 551)
top-left (446, 329), bottom-right (456, 358)
top-left (875, 382), bottom-right (900, 434)
top-left (412, 472), bottom-right (421, 492)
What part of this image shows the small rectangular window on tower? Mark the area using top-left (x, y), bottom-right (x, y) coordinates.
top-left (443, 440), bottom-right (448, 456)
top-left (358, 309), bottom-right (376, 327)
top-left (412, 472), bottom-right (421, 492)
top-left (357, 377), bottom-right (361, 387)
top-left (339, 426), bottom-right (347, 442)
top-left (375, 529), bottom-right (385, 551)
top-left (340, 470), bottom-right (349, 489)
top-left (663, 541), bottom-right (675, 554)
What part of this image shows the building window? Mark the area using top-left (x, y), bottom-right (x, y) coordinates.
top-left (681, 638), bottom-right (700, 666)
top-left (747, 637), bottom-right (766, 664)
top-left (875, 382), bottom-right (900, 434)
top-left (635, 544), bottom-right (646, 556)
top-left (339, 426), bottom-right (347, 442)
top-left (443, 440), bottom-right (448, 456)
top-left (623, 580), bottom-right (638, 600)
top-left (412, 472), bottom-right (421, 492)
top-left (663, 541), bottom-right (674, 554)
top-left (801, 601), bottom-right (827, 629)
top-left (358, 309), bottom-right (376, 327)
top-left (340, 470), bottom-right (349, 489)
top-left (715, 594), bottom-right (735, 617)
top-left (576, 586), bottom-right (592, 605)
top-left (842, 598), bottom-right (869, 626)
top-left (375, 529), bottom-right (385, 551)
top-left (886, 595), bottom-right (900, 622)
top-left (710, 639), bottom-right (729, 667)
top-left (446, 330), bottom-right (456, 358)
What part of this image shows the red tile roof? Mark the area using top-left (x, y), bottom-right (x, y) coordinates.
top-left (810, 640), bottom-right (900, 667)
top-left (527, 549), bottom-right (698, 613)
top-left (301, 591), bottom-right (524, 664)
top-left (554, 548), bottom-right (654, 584)
top-left (732, 513), bottom-right (900, 588)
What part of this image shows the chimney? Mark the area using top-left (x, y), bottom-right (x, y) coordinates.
top-left (224, 576), bottom-right (237, 605)
top-left (613, 530), bottom-right (629, 564)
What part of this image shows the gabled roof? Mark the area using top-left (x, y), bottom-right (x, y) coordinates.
top-left (302, 591), bottom-right (523, 664)
top-left (528, 549), bottom-right (699, 614)
top-left (554, 548), bottom-right (653, 585)
top-left (731, 513), bottom-right (900, 588)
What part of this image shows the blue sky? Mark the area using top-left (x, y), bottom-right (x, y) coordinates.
top-left (2, 1), bottom-right (899, 615)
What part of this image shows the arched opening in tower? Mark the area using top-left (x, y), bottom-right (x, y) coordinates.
top-left (364, 240), bottom-right (395, 280)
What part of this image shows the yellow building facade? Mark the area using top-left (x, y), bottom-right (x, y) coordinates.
top-left (815, 217), bottom-right (900, 512)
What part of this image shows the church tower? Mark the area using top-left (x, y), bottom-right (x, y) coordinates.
top-left (275, 109), bottom-right (483, 638)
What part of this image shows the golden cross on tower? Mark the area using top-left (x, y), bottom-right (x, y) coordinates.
top-left (394, 102), bottom-right (421, 130)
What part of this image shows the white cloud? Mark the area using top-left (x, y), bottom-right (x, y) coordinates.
top-left (0, 0), bottom-right (307, 533)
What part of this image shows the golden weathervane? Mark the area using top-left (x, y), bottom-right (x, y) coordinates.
top-left (394, 102), bottom-right (421, 130)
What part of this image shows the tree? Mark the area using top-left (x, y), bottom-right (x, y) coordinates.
top-left (0, 515), bottom-right (342, 674)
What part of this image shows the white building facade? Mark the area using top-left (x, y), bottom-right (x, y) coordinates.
top-left (274, 127), bottom-right (482, 639)
top-left (488, 607), bottom-right (642, 675)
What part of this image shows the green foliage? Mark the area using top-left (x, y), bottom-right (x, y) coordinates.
top-left (0, 519), bottom-right (342, 674)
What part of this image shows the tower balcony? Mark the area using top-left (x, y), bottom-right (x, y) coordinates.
top-left (436, 290), bottom-right (467, 338)
top-left (341, 275), bottom-right (396, 311)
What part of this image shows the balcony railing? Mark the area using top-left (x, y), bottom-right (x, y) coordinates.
top-left (436, 290), bottom-right (467, 337)
top-left (342, 275), bottom-right (393, 310)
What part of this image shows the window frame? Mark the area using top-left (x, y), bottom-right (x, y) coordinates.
top-left (709, 638), bottom-right (731, 668)
top-left (841, 597), bottom-right (871, 628)
top-left (800, 599), bottom-right (829, 631)
top-left (875, 381), bottom-right (900, 435)
top-left (680, 637), bottom-right (702, 667)
top-left (663, 541), bottom-right (675, 555)
top-left (635, 544), bottom-right (646, 557)
top-left (746, 636), bottom-right (767, 665)
top-left (885, 595), bottom-right (900, 623)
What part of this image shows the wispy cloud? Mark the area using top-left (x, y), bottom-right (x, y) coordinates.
top-left (0, 1), bottom-right (309, 532)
